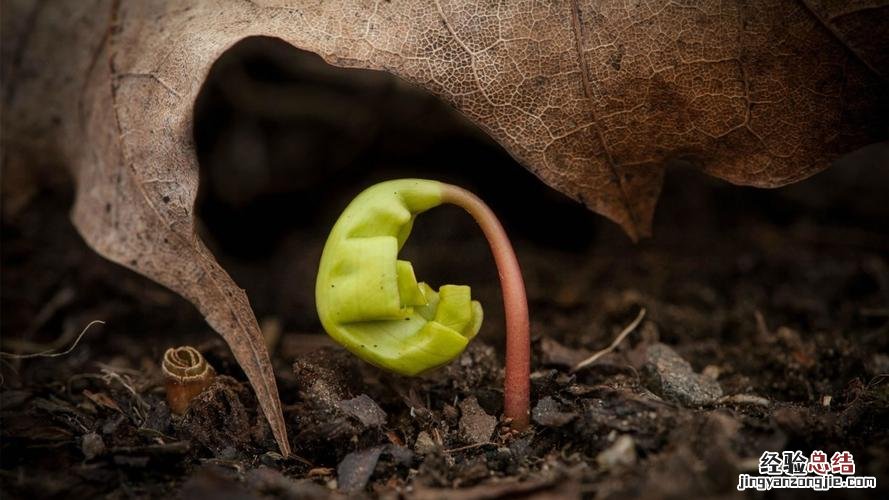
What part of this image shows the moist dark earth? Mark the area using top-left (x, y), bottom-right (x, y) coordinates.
top-left (2, 39), bottom-right (888, 499)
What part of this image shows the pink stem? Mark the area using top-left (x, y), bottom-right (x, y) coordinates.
top-left (441, 183), bottom-right (530, 430)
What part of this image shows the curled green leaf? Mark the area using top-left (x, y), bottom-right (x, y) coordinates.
top-left (316, 179), bottom-right (483, 376)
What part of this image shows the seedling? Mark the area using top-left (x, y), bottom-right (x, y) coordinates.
top-left (316, 179), bottom-right (530, 429)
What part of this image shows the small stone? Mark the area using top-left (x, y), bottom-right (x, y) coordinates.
top-left (642, 343), bottom-right (723, 406)
top-left (458, 397), bottom-right (497, 444)
top-left (414, 431), bottom-right (438, 455)
top-left (336, 394), bottom-right (386, 427)
top-left (596, 434), bottom-right (636, 470)
top-left (81, 432), bottom-right (105, 460)
top-left (531, 396), bottom-right (577, 427)
top-left (702, 364), bottom-right (721, 379)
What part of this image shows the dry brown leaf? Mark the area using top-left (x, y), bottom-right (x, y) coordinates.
top-left (3, 0), bottom-right (886, 455)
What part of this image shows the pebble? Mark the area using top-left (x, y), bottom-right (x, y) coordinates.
top-left (414, 430), bottom-right (438, 455)
top-left (596, 434), bottom-right (636, 469)
top-left (641, 343), bottom-right (723, 406)
top-left (81, 432), bottom-right (105, 460)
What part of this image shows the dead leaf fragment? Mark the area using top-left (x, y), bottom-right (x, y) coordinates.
top-left (459, 396), bottom-right (497, 444)
top-left (82, 389), bottom-right (124, 414)
top-left (337, 446), bottom-right (385, 493)
top-left (3, 0), bottom-right (887, 457)
top-left (336, 394), bottom-right (387, 427)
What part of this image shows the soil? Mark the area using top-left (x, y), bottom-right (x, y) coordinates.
top-left (2, 38), bottom-right (888, 499)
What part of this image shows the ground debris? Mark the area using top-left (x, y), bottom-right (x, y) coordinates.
top-left (414, 430), bottom-right (439, 455)
top-left (180, 465), bottom-right (252, 499)
top-left (438, 343), bottom-right (501, 393)
top-left (4, 161), bottom-right (889, 498)
top-left (531, 396), bottom-right (577, 427)
top-left (336, 393), bottom-right (386, 427)
top-left (337, 445), bottom-right (385, 493)
top-left (110, 440), bottom-right (190, 457)
top-left (539, 337), bottom-right (590, 368)
top-left (412, 470), bottom-right (582, 499)
top-left (595, 411), bottom-right (741, 498)
top-left (718, 393), bottom-right (771, 407)
top-left (81, 432), bottom-right (105, 460)
top-left (177, 376), bottom-right (257, 456)
top-left (290, 358), bottom-right (389, 460)
top-left (292, 347), bottom-right (358, 405)
top-left (640, 343), bottom-right (723, 406)
top-left (459, 396), bottom-right (497, 445)
top-left (596, 434), bottom-right (636, 470)
top-left (245, 466), bottom-right (330, 499)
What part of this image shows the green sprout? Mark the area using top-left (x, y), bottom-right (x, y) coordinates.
top-left (316, 179), bottom-right (530, 429)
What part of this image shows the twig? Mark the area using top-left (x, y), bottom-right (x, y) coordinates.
top-left (101, 367), bottom-right (149, 424)
top-left (444, 442), bottom-right (495, 453)
top-left (572, 308), bottom-right (646, 372)
top-left (101, 368), bottom-right (147, 406)
top-left (0, 320), bottom-right (105, 359)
